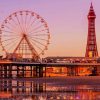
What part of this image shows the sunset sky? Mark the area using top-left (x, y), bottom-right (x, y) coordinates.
top-left (0, 0), bottom-right (100, 57)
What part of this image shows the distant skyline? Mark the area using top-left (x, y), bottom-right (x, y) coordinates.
top-left (0, 0), bottom-right (100, 57)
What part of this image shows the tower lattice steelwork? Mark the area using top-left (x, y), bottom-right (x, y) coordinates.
top-left (85, 3), bottom-right (98, 57)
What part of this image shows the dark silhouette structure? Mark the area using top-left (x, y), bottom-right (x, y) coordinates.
top-left (85, 3), bottom-right (98, 57)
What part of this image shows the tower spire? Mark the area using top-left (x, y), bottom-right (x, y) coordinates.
top-left (85, 3), bottom-right (98, 57)
top-left (91, 2), bottom-right (93, 8)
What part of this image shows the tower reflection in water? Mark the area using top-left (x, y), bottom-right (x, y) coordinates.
top-left (0, 79), bottom-right (100, 100)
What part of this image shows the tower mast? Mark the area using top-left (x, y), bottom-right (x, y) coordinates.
top-left (85, 3), bottom-right (98, 57)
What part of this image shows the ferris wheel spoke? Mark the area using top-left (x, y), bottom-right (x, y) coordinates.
top-left (29, 20), bottom-right (41, 29)
top-left (20, 14), bottom-right (25, 32)
top-left (28, 29), bottom-right (47, 35)
top-left (25, 14), bottom-right (33, 32)
top-left (1, 34), bottom-right (20, 37)
top-left (6, 40), bottom-right (19, 52)
top-left (8, 22), bottom-right (19, 34)
top-left (5, 21), bottom-right (16, 30)
top-left (30, 40), bottom-right (43, 51)
top-left (1, 30), bottom-right (20, 35)
top-left (31, 41), bottom-right (42, 50)
top-left (11, 17), bottom-right (22, 33)
top-left (29, 37), bottom-right (46, 47)
top-left (2, 25), bottom-right (17, 34)
top-left (7, 21), bottom-right (14, 27)
top-left (2, 28), bottom-right (17, 35)
top-left (24, 13), bottom-right (28, 32)
top-left (1, 37), bottom-right (20, 43)
top-left (28, 20), bottom-right (43, 33)
top-left (32, 33), bottom-right (49, 36)
top-left (28, 35), bottom-right (48, 41)
top-left (28, 24), bottom-right (45, 34)
top-left (27, 17), bottom-right (37, 31)
top-left (2, 39), bottom-right (18, 48)
top-left (15, 15), bottom-right (24, 33)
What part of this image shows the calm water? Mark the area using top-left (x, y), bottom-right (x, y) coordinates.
top-left (0, 79), bottom-right (100, 100)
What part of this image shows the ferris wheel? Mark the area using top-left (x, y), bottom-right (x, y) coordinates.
top-left (0, 10), bottom-right (50, 61)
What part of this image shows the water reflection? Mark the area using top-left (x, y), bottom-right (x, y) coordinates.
top-left (0, 79), bottom-right (100, 100)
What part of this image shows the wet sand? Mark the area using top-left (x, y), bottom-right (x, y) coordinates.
top-left (1, 76), bottom-right (100, 85)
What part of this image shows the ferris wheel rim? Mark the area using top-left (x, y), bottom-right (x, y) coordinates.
top-left (0, 10), bottom-right (50, 58)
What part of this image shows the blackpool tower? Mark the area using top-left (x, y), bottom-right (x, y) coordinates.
top-left (85, 3), bottom-right (98, 57)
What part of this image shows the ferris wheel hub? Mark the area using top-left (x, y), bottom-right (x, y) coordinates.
top-left (22, 34), bottom-right (27, 37)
